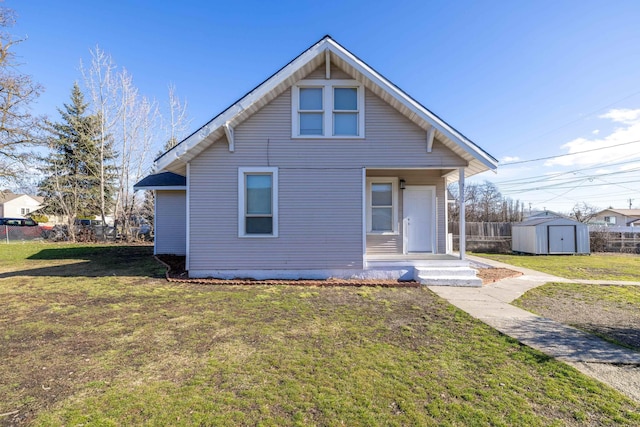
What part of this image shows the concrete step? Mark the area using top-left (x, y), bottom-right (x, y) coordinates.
top-left (415, 266), bottom-right (482, 287)
top-left (417, 276), bottom-right (483, 287)
top-left (367, 259), bottom-right (471, 268)
top-left (415, 267), bottom-right (478, 278)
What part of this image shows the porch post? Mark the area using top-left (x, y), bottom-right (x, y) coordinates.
top-left (362, 167), bottom-right (367, 266)
top-left (458, 167), bottom-right (466, 260)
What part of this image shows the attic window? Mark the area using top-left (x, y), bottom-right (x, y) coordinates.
top-left (292, 79), bottom-right (364, 138)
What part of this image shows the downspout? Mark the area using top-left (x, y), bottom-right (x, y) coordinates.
top-left (186, 162), bottom-right (191, 272)
top-left (153, 190), bottom-right (157, 255)
top-left (362, 167), bottom-right (367, 268)
top-left (458, 167), bottom-right (466, 260)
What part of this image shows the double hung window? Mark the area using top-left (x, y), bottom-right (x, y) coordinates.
top-left (367, 178), bottom-right (398, 234)
top-left (238, 167), bottom-right (278, 237)
top-left (293, 80), bottom-right (364, 138)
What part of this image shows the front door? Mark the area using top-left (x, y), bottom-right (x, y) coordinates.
top-left (403, 186), bottom-right (434, 253)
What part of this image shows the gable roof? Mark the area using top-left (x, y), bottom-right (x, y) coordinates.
top-left (134, 172), bottom-right (186, 191)
top-left (155, 36), bottom-right (498, 177)
top-left (0, 193), bottom-right (43, 204)
top-left (598, 208), bottom-right (640, 217)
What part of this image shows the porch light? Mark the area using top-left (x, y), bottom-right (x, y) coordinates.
top-left (399, 179), bottom-right (406, 189)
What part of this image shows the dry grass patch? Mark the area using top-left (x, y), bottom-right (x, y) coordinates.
top-left (1, 243), bottom-right (639, 426)
top-left (514, 282), bottom-right (640, 351)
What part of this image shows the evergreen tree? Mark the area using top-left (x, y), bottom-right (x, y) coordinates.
top-left (39, 83), bottom-right (116, 238)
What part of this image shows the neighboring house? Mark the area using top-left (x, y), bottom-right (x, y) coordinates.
top-left (135, 36), bottom-right (498, 285)
top-left (593, 209), bottom-right (640, 227)
top-left (0, 192), bottom-right (43, 218)
top-left (524, 209), bottom-right (566, 220)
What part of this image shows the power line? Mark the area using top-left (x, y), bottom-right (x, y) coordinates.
top-left (501, 139), bottom-right (640, 166)
top-left (506, 89), bottom-right (640, 151)
top-left (497, 156), bottom-right (640, 186)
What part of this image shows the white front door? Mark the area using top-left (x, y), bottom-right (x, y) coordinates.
top-left (403, 186), bottom-right (435, 253)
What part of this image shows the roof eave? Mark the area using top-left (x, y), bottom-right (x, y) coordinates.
top-left (156, 38), bottom-right (331, 173)
top-left (324, 39), bottom-right (498, 172)
top-left (156, 36), bottom-right (498, 174)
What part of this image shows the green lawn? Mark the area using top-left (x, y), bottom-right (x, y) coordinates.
top-left (473, 252), bottom-right (640, 281)
top-left (1, 242), bottom-right (639, 426)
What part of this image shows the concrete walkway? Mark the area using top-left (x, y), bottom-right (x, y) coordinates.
top-left (428, 255), bottom-right (640, 402)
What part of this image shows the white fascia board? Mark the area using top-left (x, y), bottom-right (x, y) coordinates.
top-left (156, 41), bottom-right (329, 172)
top-left (325, 40), bottom-right (497, 171)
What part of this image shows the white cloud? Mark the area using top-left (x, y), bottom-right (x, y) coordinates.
top-left (599, 108), bottom-right (640, 125)
top-left (501, 156), bottom-right (520, 162)
top-left (592, 129), bottom-right (600, 135)
top-left (545, 108), bottom-right (640, 167)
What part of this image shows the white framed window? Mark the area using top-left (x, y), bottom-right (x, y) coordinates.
top-left (292, 79), bottom-right (364, 138)
top-left (366, 177), bottom-right (398, 234)
top-left (604, 216), bottom-right (616, 224)
top-left (238, 167), bottom-right (278, 237)
top-left (21, 208), bottom-right (30, 215)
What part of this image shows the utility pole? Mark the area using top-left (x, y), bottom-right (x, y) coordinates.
top-left (629, 199), bottom-right (634, 209)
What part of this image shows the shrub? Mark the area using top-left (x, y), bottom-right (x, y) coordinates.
top-left (29, 213), bottom-right (49, 224)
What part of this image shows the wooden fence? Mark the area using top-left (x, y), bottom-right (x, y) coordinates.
top-left (449, 222), bottom-right (512, 253)
top-left (450, 222), bottom-right (640, 254)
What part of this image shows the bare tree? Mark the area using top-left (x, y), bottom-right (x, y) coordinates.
top-left (448, 181), bottom-right (524, 223)
top-left (570, 202), bottom-right (600, 223)
top-left (0, 5), bottom-right (44, 184)
top-left (165, 83), bottom-right (189, 150)
top-left (80, 47), bottom-right (190, 239)
top-left (113, 69), bottom-right (159, 240)
top-left (81, 46), bottom-right (119, 227)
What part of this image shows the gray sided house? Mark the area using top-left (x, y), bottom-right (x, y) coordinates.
top-left (135, 36), bottom-right (498, 286)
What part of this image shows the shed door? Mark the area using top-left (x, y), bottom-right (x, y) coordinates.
top-left (548, 225), bottom-right (576, 254)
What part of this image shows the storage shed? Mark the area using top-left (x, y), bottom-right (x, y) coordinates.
top-left (512, 217), bottom-right (590, 255)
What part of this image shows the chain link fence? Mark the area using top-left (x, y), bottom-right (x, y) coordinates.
top-left (1, 225), bottom-right (48, 243)
top-left (1, 224), bottom-right (152, 243)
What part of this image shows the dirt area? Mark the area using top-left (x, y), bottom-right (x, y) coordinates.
top-left (517, 289), bottom-right (640, 351)
top-left (476, 267), bottom-right (522, 284)
top-left (155, 255), bottom-right (521, 286)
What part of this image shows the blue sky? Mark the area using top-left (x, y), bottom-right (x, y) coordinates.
top-left (9, 0), bottom-right (640, 213)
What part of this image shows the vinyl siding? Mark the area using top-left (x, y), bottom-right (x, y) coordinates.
top-left (305, 64), bottom-right (352, 80)
top-left (188, 73), bottom-right (467, 270)
top-left (189, 160), bottom-right (362, 270)
top-left (155, 190), bottom-right (186, 255)
top-left (1, 196), bottom-right (42, 218)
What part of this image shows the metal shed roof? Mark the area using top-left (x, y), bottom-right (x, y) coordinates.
top-left (514, 217), bottom-right (586, 227)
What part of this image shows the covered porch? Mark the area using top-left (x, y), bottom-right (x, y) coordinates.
top-left (362, 167), bottom-right (478, 286)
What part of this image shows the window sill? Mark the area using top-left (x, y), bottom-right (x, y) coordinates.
top-left (238, 234), bottom-right (279, 239)
top-left (291, 135), bottom-right (365, 139)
